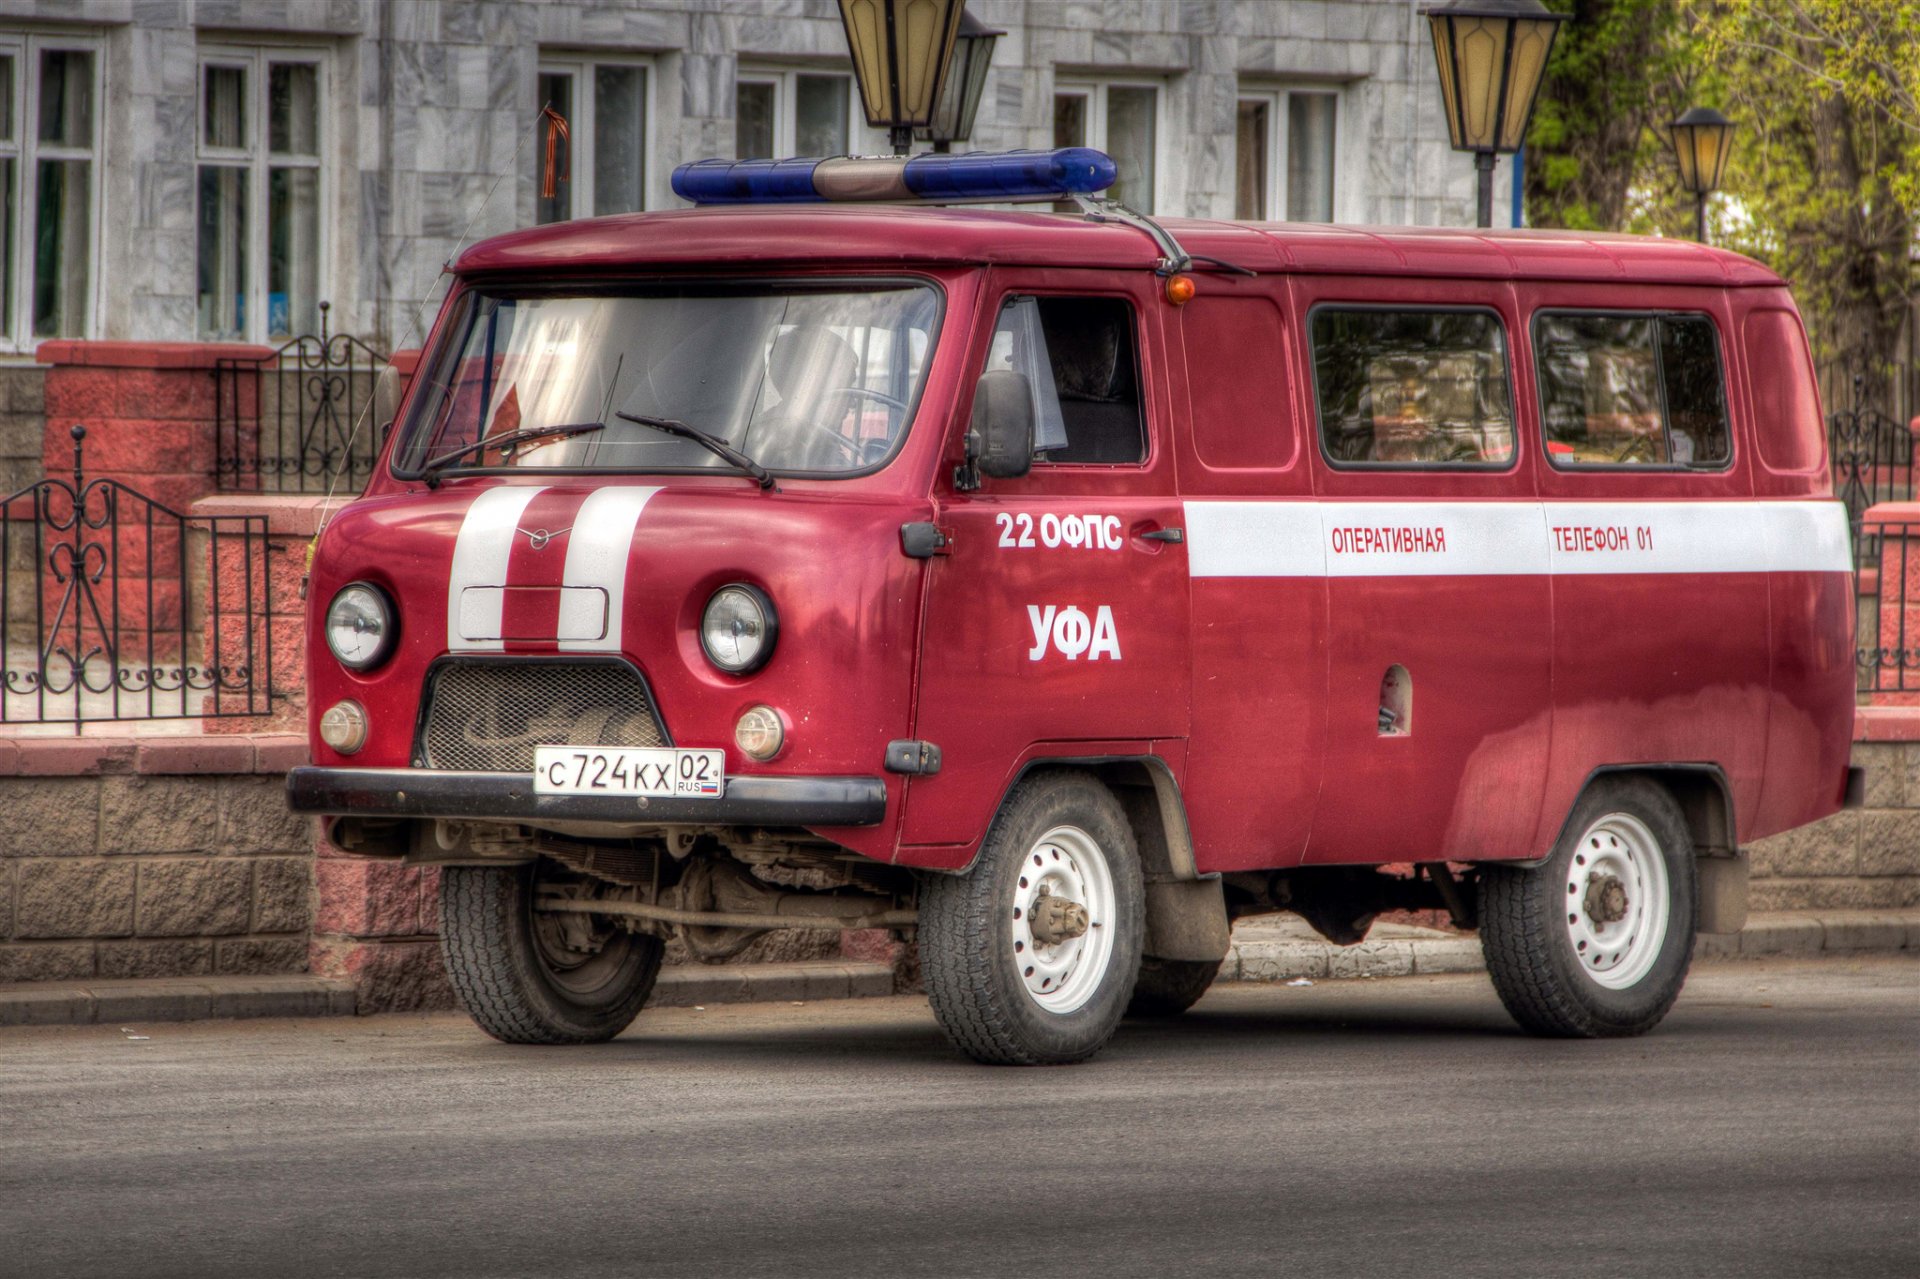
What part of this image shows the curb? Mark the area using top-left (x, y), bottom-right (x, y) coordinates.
top-left (1219, 909), bottom-right (1920, 984)
top-left (0, 960), bottom-right (898, 1028)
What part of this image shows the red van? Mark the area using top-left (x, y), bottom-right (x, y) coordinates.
top-left (290, 149), bottom-right (1856, 1065)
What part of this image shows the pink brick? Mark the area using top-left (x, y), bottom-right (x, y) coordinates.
top-left (417, 867), bottom-right (442, 935)
top-left (251, 736), bottom-right (310, 772)
top-left (14, 737), bottom-right (137, 776)
top-left (42, 368), bottom-right (117, 419)
top-left (315, 859), bottom-right (423, 938)
top-left (0, 739), bottom-right (18, 774)
top-left (135, 737), bottom-right (256, 775)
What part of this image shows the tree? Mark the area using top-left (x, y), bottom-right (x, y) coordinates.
top-left (1524, 0), bottom-right (1684, 233)
top-left (1526, 1), bottom-right (1917, 408)
top-left (1692, 0), bottom-right (1917, 408)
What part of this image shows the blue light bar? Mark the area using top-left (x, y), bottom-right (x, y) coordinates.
top-left (671, 148), bottom-right (1118, 205)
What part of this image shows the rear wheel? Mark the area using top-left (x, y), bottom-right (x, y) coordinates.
top-left (1480, 777), bottom-right (1697, 1038)
top-left (921, 770), bottom-right (1145, 1065)
top-left (440, 861), bottom-right (663, 1044)
top-left (1126, 955), bottom-right (1222, 1018)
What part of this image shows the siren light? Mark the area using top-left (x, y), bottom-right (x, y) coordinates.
top-left (671, 148), bottom-right (1118, 206)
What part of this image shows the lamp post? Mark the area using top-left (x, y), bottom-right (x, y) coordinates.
top-left (1668, 106), bottom-right (1735, 244)
top-left (837, 0), bottom-right (969, 155)
top-left (916, 10), bottom-right (1004, 153)
top-left (1421, 0), bottom-right (1569, 228)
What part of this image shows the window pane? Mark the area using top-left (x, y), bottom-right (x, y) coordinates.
top-left (197, 164), bottom-right (248, 338)
top-left (203, 63), bottom-right (246, 150)
top-left (1106, 86), bottom-right (1156, 212)
top-left (0, 157), bottom-right (12, 340)
top-left (593, 65), bottom-right (645, 215)
top-left (32, 159), bottom-right (90, 338)
top-left (1535, 314), bottom-right (1666, 465)
top-left (1657, 316), bottom-right (1730, 465)
top-left (795, 75), bottom-right (849, 157)
top-left (1235, 99), bottom-right (1269, 220)
top-left (0, 55), bottom-right (14, 142)
top-left (534, 72), bottom-right (572, 223)
top-left (269, 62), bottom-right (318, 156)
top-left (735, 80), bottom-right (774, 159)
top-left (37, 50), bottom-right (92, 148)
top-left (269, 166), bottom-right (318, 337)
top-left (1286, 92), bottom-right (1336, 222)
top-left (986, 296), bottom-right (1144, 465)
top-left (1052, 91), bottom-right (1087, 147)
top-left (1311, 310), bottom-right (1514, 466)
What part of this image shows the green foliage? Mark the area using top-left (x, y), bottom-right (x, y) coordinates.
top-left (1523, 0), bottom-right (1684, 233)
top-left (1525, 0), bottom-right (1916, 392)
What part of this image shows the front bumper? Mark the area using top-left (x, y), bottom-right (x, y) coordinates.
top-left (286, 766), bottom-right (889, 827)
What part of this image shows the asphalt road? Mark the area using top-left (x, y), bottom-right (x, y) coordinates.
top-left (2, 957), bottom-right (1915, 1279)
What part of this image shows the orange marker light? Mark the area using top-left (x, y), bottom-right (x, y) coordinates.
top-left (1164, 274), bottom-right (1196, 305)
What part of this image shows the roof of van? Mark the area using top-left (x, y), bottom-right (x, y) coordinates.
top-left (452, 203), bottom-right (1785, 288)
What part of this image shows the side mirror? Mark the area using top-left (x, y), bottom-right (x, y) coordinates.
top-left (968, 369), bottom-right (1034, 483)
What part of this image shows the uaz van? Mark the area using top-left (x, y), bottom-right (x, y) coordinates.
top-left (290, 148), bottom-right (1856, 1064)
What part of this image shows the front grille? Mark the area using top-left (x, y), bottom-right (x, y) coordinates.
top-left (420, 661), bottom-right (669, 773)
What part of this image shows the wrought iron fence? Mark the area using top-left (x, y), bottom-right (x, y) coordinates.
top-left (1857, 513), bottom-right (1920, 697)
top-left (2, 426), bottom-right (276, 727)
top-left (214, 301), bottom-right (390, 494)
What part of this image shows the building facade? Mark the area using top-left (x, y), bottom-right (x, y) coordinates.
top-left (0, 0), bottom-right (1507, 357)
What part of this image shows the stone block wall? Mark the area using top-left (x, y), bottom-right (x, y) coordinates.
top-left (1748, 736), bottom-right (1920, 910)
top-left (0, 365), bottom-right (45, 497)
top-left (0, 736), bottom-right (312, 984)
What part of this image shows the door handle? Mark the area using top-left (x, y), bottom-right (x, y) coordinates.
top-left (1139, 527), bottom-right (1184, 544)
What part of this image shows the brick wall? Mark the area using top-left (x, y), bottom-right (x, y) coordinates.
top-left (0, 365), bottom-right (45, 496)
top-left (0, 736), bottom-right (312, 983)
top-left (1748, 729), bottom-right (1920, 910)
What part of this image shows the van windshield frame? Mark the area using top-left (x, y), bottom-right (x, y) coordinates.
top-left (389, 276), bottom-right (946, 484)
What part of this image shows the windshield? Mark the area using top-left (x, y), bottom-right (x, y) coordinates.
top-left (395, 283), bottom-right (941, 478)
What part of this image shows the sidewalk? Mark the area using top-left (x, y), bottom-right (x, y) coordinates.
top-left (1, 910), bottom-right (1912, 1026)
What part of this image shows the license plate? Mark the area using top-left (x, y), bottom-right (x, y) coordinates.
top-left (533, 746), bottom-right (725, 799)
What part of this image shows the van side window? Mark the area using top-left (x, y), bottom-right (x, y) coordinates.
top-left (987, 296), bottom-right (1145, 464)
top-left (1534, 312), bottom-right (1731, 467)
top-left (1309, 309), bottom-right (1516, 467)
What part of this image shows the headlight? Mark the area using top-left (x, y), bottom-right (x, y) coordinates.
top-left (325, 582), bottom-right (395, 671)
top-left (701, 584), bottom-right (777, 674)
top-left (734, 705), bottom-right (785, 761)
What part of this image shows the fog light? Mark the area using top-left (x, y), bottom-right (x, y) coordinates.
top-left (319, 700), bottom-right (370, 754)
top-left (734, 705), bottom-right (785, 761)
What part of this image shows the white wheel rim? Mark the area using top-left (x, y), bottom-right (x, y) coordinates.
top-left (1563, 812), bottom-right (1670, 990)
top-left (1008, 824), bottom-right (1116, 1015)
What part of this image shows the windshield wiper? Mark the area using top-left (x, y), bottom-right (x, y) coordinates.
top-left (418, 421), bottom-right (607, 487)
top-left (615, 412), bottom-right (777, 490)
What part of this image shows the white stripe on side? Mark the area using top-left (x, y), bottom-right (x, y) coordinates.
top-left (1185, 499), bottom-right (1853, 579)
top-left (446, 485), bottom-right (544, 651)
top-left (558, 486), bottom-right (661, 653)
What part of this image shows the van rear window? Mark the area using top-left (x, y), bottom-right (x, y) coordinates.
top-left (1309, 309), bottom-right (1516, 467)
top-left (1534, 313), bottom-right (1730, 468)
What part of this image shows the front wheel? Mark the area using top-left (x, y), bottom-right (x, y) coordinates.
top-left (440, 861), bottom-right (664, 1044)
top-left (1479, 777), bottom-right (1697, 1038)
top-left (921, 770), bottom-right (1145, 1065)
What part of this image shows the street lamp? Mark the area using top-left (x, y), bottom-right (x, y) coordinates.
top-left (1668, 106), bottom-right (1735, 244)
top-left (915, 9), bottom-right (1004, 153)
top-left (1421, 0), bottom-right (1569, 228)
top-left (837, 0), bottom-right (969, 155)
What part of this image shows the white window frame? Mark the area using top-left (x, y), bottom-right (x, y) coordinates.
top-left (535, 53), bottom-right (656, 221)
top-left (1236, 83), bottom-right (1351, 224)
top-left (1053, 78), bottom-right (1166, 213)
top-left (195, 44), bottom-right (331, 342)
top-left (0, 32), bottom-right (105, 350)
top-left (734, 65), bottom-right (863, 159)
